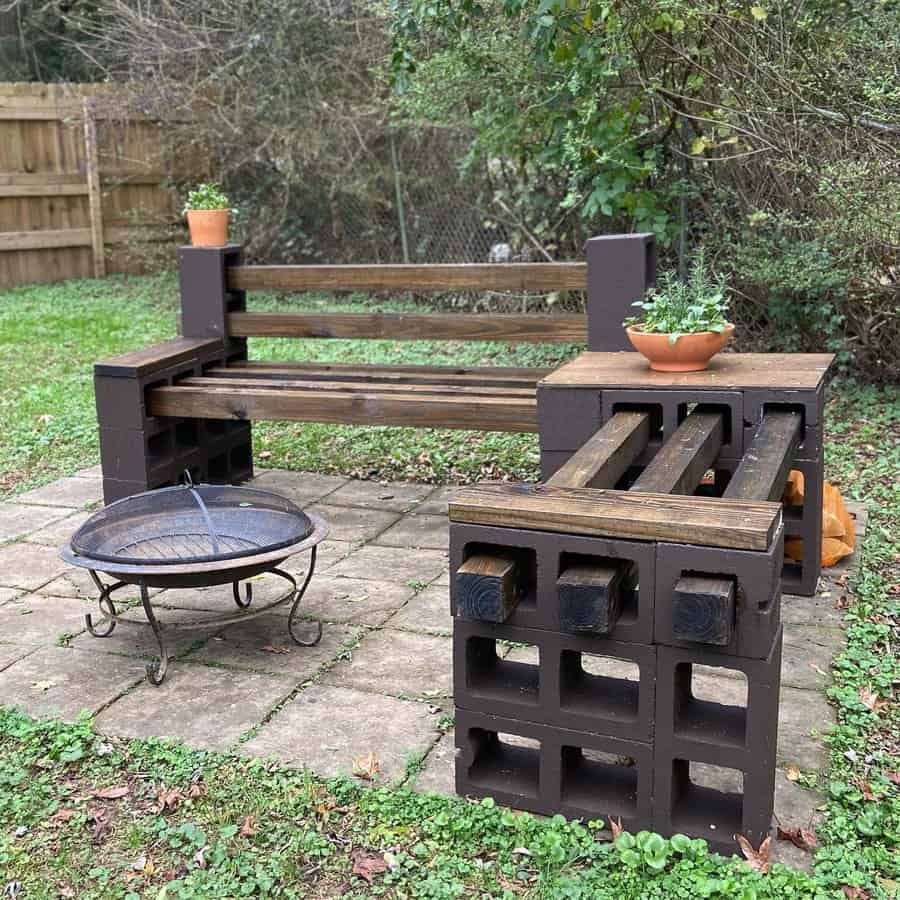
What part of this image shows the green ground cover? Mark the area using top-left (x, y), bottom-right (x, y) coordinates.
top-left (0, 274), bottom-right (897, 897)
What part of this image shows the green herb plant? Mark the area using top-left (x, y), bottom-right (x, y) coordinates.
top-left (183, 183), bottom-right (231, 214)
top-left (625, 252), bottom-right (730, 344)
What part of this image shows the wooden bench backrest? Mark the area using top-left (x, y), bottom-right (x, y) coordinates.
top-left (178, 234), bottom-right (657, 352)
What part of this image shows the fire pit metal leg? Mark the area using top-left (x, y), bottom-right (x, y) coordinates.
top-left (233, 581), bottom-right (253, 608)
top-left (286, 547), bottom-right (322, 647)
top-left (85, 570), bottom-right (120, 638)
top-left (139, 579), bottom-right (170, 685)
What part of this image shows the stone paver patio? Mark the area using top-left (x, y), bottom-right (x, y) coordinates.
top-left (0, 466), bottom-right (864, 868)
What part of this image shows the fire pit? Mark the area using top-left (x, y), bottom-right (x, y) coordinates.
top-left (60, 475), bottom-right (328, 685)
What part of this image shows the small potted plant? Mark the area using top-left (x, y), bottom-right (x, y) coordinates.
top-left (624, 252), bottom-right (734, 371)
top-left (183, 183), bottom-right (232, 247)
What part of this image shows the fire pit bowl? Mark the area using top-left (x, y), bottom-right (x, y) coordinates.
top-left (60, 477), bottom-right (329, 685)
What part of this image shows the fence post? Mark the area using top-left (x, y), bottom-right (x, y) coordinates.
top-left (82, 99), bottom-right (106, 279)
top-left (584, 233), bottom-right (656, 351)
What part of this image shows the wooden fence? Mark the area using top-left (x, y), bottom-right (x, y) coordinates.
top-left (0, 83), bottom-right (200, 290)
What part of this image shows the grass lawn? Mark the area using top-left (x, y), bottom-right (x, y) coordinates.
top-left (0, 274), bottom-right (897, 897)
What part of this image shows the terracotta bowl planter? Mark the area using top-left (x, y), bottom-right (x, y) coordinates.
top-left (625, 323), bottom-right (735, 372)
top-left (186, 209), bottom-right (229, 247)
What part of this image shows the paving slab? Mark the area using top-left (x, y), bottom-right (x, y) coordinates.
top-left (0, 587), bottom-right (20, 606)
top-left (329, 544), bottom-right (448, 586)
top-left (414, 487), bottom-right (455, 517)
top-left (305, 503), bottom-right (400, 543)
top-left (36, 567), bottom-right (159, 602)
top-left (95, 665), bottom-right (292, 751)
top-left (23, 511), bottom-right (92, 547)
top-left (280, 540), bottom-right (357, 578)
top-left (782, 590), bottom-right (849, 628)
top-left (386, 584), bottom-right (452, 635)
top-left (0, 503), bottom-right (68, 542)
top-left (781, 625), bottom-right (844, 691)
top-left (0, 643), bottom-right (35, 672)
top-left (0, 542), bottom-right (70, 591)
top-left (374, 514), bottom-right (449, 551)
top-left (412, 729), bottom-right (456, 794)
top-left (273, 575), bottom-right (416, 627)
top-left (325, 479), bottom-right (433, 513)
top-left (0, 594), bottom-right (92, 646)
top-left (250, 470), bottom-right (349, 505)
top-left (322, 627), bottom-right (453, 700)
top-left (240, 683), bottom-right (440, 784)
top-left (0, 646), bottom-right (144, 720)
top-left (186, 616), bottom-right (359, 677)
top-left (73, 464), bottom-right (103, 479)
top-left (16, 476), bottom-right (103, 509)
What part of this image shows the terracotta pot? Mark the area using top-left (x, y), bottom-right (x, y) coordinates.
top-left (625, 323), bottom-right (735, 372)
top-left (186, 209), bottom-right (229, 247)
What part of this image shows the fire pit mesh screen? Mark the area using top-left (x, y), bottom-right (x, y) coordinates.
top-left (71, 483), bottom-right (314, 565)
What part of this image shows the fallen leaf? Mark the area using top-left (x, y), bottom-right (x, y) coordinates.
top-left (239, 815), bottom-right (257, 837)
top-left (59, 886), bottom-right (76, 898)
top-left (886, 770), bottom-right (900, 785)
top-left (259, 450), bottom-right (273, 460)
top-left (856, 779), bottom-right (876, 802)
top-left (352, 751), bottom-right (379, 781)
top-left (351, 848), bottom-right (388, 883)
top-left (609, 817), bottom-right (624, 838)
top-left (260, 645), bottom-right (291, 654)
top-left (785, 764), bottom-right (801, 782)
top-left (131, 854), bottom-right (147, 872)
top-left (859, 688), bottom-right (888, 712)
top-left (841, 887), bottom-right (870, 899)
top-left (777, 825), bottom-right (817, 851)
top-left (47, 808), bottom-right (76, 827)
top-left (92, 785), bottom-right (129, 800)
top-left (156, 786), bottom-right (185, 813)
top-left (194, 845), bottom-right (208, 869)
top-left (737, 834), bottom-right (771, 874)
top-left (188, 782), bottom-right (207, 799)
top-left (31, 680), bottom-right (56, 692)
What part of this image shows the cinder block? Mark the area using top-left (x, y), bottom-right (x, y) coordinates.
top-left (536, 386), bottom-right (602, 453)
top-left (600, 389), bottom-right (745, 461)
top-left (654, 527), bottom-right (783, 658)
top-left (455, 708), bottom-right (654, 829)
top-left (450, 522), bottom-right (655, 643)
top-left (743, 386), bottom-right (824, 460)
top-left (453, 619), bottom-right (656, 741)
top-left (653, 631), bottom-right (781, 852)
top-left (781, 457), bottom-right (823, 597)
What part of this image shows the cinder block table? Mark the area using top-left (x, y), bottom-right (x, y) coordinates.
top-left (449, 351), bottom-right (833, 854)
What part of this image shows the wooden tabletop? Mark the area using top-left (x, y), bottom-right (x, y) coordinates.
top-left (540, 352), bottom-right (834, 390)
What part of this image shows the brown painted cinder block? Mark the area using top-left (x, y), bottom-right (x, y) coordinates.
top-left (455, 707), bottom-right (654, 830)
top-left (453, 619), bottom-right (657, 742)
top-left (450, 522), bottom-right (655, 644)
top-left (743, 385), bottom-right (824, 460)
top-left (652, 630), bottom-right (782, 853)
top-left (536, 386), bottom-right (602, 453)
top-left (585, 233), bottom-right (656, 352)
top-left (654, 527), bottom-right (784, 659)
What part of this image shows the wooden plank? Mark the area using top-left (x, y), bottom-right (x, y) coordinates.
top-left (0, 183), bottom-right (88, 198)
top-left (672, 575), bottom-right (736, 646)
top-left (228, 262), bottom-right (588, 293)
top-left (724, 411), bottom-right (802, 502)
top-left (0, 229), bottom-right (92, 252)
top-left (95, 338), bottom-right (224, 379)
top-left (541, 351), bottom-right (835, 391)
top-left (457, 554), bottom-right (523, 622)
top-left (0, 173), bottom-right (87, 187)
top-left (547, 411), bottom-right (651, 489)
top-left (226, 311), bottom-right (586, 343)
top-left (630, 411), bottom-right (724, 495)
top-left (557, 562), bottom-right (632, 634)
top-left (180, 375), bottom-right (536, 399)
top-left (82, 101), bottom-right (106, 278)
top-left (146, 384), bottom-right (539, 432)
top-left (449, 483), bottom-right (781, 551)
top-left (220, 361), bottom-right (551, 386)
